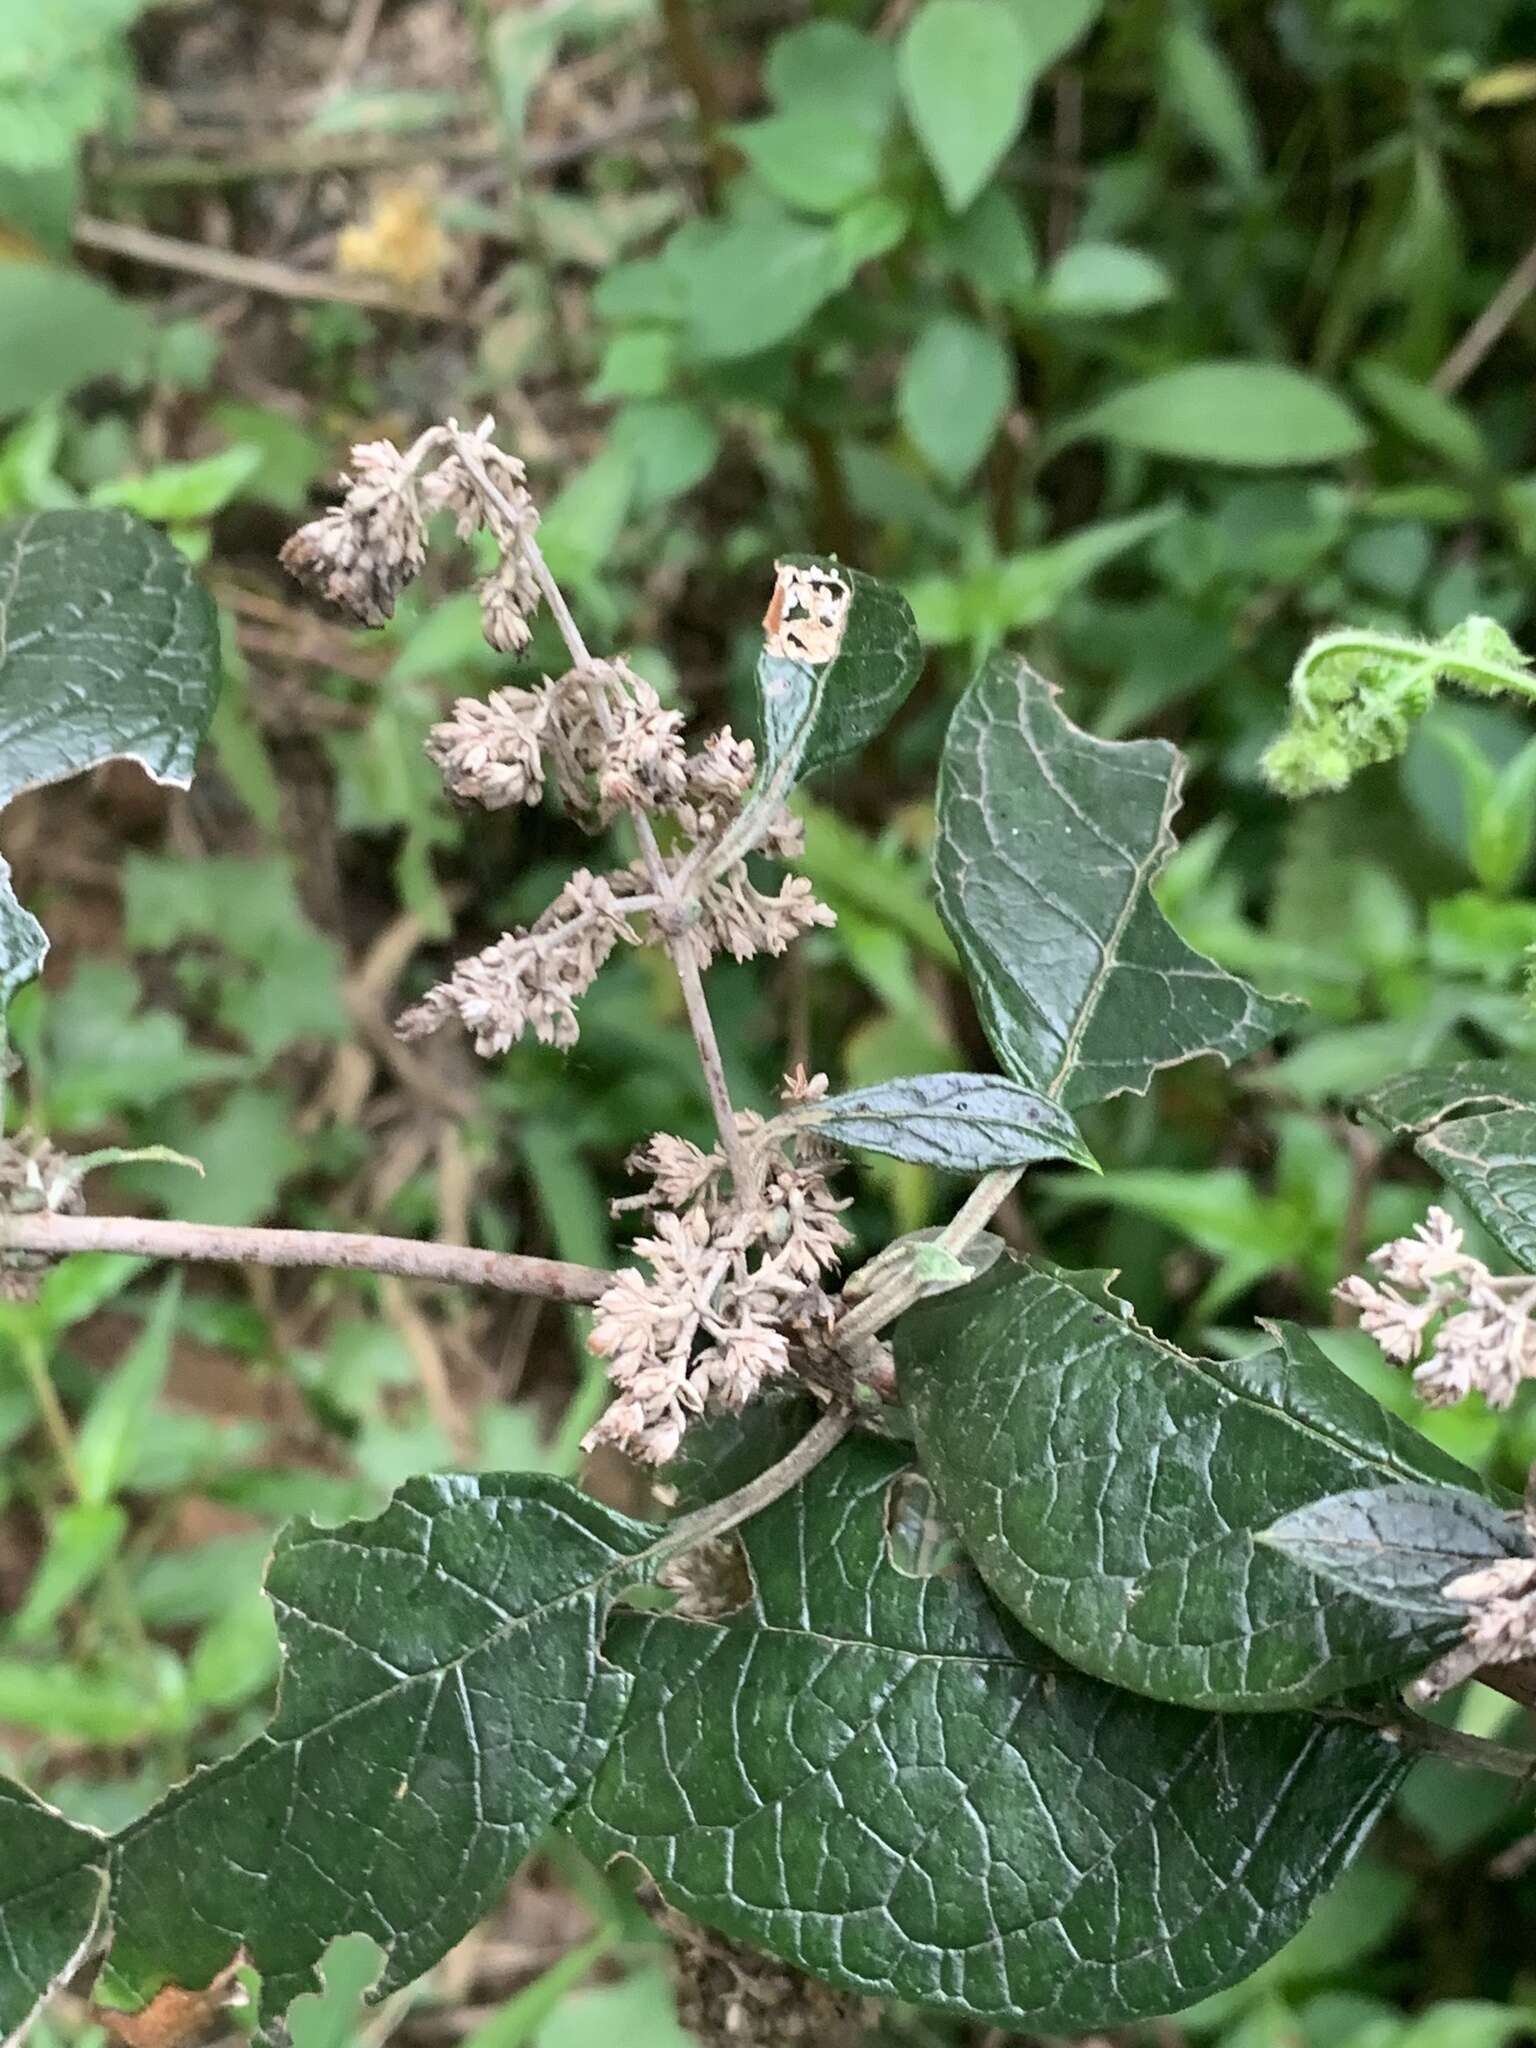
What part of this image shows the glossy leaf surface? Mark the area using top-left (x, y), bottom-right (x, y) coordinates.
top-left (804, 1070), bottom-right (1094, 1171)
top-left (1260, 1483), bottom-right (1522, 1619)
top-left (571, 1435), bottom-right (1407, 2027)
top-left (107, 1475), bottom-right (658, 2024)
top-left (755, 556), bottom-right (921, 787)
top-left (0, 1781), bottom-right (107, 2045)
top-left (900, 1258), bottom-right (1479, 1709)
top-left (0, 509), bottom-right (219, 1003)
top-left (934, 654), bottom-right (1289, 1107)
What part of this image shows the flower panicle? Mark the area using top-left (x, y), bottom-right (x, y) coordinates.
top-left (1335, 1206), bottom-right (1536, 1408)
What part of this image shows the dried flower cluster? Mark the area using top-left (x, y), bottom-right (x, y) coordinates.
top-left (1338, 1207), bottom-right (1536, 1407)
top-left (0, 1137), bottom-right (84, 1303)
top-left (1412, 1543), bottom-right (1536, 1702)
top-left (406, 657), bottom-right (831, 1055)
top-left (286, 424), bottom-right (848, 1468)
top-left (280, 420), bottom-right (539, 642)
top-left (584, 1072), bottom-right (851, 1463)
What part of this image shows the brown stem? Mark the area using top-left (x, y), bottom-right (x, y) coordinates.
top-left (657, 0), bottom-right (736, 199)
top-left (1434, 233), bottom-right (1536, 394)
top-left (1340, 1706), bottom-right (1536, 1785)
top-left (655, 1407), bottom-right (853, 1562)
top-left (0, 1213), bottom-right (610, 1304)
top-left (797, 416), bottom-right (859, 561)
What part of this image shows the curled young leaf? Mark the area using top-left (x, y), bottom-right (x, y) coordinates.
top-left (899, 1256), bottom-right (1484, 1710)
top-left (569, 1433), bottom-right (1408, 2029)
top-left (798, 1071), bottom-right (1095, 1172)
top-left (0, 510), bottom-right (220, 1007)
top-left (935, 653), bottom-right (1291, 1109)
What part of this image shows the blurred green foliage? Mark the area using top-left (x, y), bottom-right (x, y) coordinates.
top-left (7, 0), bottom-right (1536, 2040)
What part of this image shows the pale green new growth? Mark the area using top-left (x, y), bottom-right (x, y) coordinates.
top-left (1263, 616), bottom-right (1536, 796)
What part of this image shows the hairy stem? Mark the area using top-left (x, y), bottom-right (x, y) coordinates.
top-left (1334, 1703), bottom-right (1536, 1785)
top-left (652, 1406), bottom-right (853, 1564)
top-left (0, 1213), bottom-right (611, 1303)
top-left (443, 424), bottom-right (753, 1187)
top-left (1296, 628), bottom-right (1536, 703)
top-left (834, 1165), bottom-right (1023, 1350)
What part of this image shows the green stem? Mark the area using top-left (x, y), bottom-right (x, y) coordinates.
top-left (1295, 629), bottom-right (1536, 704)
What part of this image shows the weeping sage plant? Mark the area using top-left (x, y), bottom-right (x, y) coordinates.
top-left (1, 447), bottom-right (1534, 2048)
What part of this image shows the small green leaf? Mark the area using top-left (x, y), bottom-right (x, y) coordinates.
top-left (765, 22), bottom-right (897, 125)
top-left (74, 1280), bottom-right (181, 1507)
top-left (0, 508), bottom-right (220, 1005)
top-left (11, 1500), bottom-right (127, 1641)
top-left (1163, 12), bottom-right (1262, 187)
top-left (1353, 359), bottom-right (1489, 475)
top-left (0, 262), bottom-right (151, 418)
top-left (90, 444), bottom-right (262, 523)
top-left (106, 1474), bottom-right (660, 2025)
top-left (1037, 241), bottom-right (1173, 317)
top-left (899, 0), bottom-right (1034, 213)
top-left (897, 315), bottom-right (1013, 484)
top-left (756, 557), bottom-right (922, 788)
top-left (571, 1434), bottom-right (1408, 2027)
top-left (1259, 1482), bottom-right (1524, 1619)
top-left (900, 1257), bottom-right (1484, 1709)
top-left (1079, 362), bottom-right (1369, 468)
top-left (672, 218), bottom-right (841, 361)
top-left (0, 1779), bottom-right (107, 2043)
top-left (802, 1071), bottom-right (1094, 1171)
top-left (610, 401), bottom-right (719, 509)
top-left (934, 652), bottom-right (1290, 1107)
top-left (729, 111), bottom-right (885, 214)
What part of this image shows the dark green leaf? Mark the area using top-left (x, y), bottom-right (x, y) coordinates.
top-left (570, 1435), bottom-right (1407, 2028)
top-left (898, 0), bottom-right (1034, 213)
top-left (0, 1779), bottom-right (107, 2043)
top-left (803, 1071), bottom-right (1095, 1171)
top-left (899, 1257), bottom-right (1481, 1709)
top-left (756, 557), bottom-right (922, 787)
top-left (0, 508), bottom-right (220, 1005)
top-left (106, 1475), bottom-right (660, 2025)
top-left (934, 652), bottom-right (1290, 1108)
top-left (1359, 1061), bottom-right (1536, 1137)
top-left (1079, 363), bottom-right (1369, 468)
top-left (1260, 1483), bottom-right (1523, 1619)
top-left (1419, 1109), bottom-right (1536, 1267)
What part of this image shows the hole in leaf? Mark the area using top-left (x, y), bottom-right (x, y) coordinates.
top-left (884, 1471), bottom-right (965, 1579)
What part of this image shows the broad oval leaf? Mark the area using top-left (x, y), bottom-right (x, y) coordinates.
top-left (570, 1434), bottom-right (1407, 2029)
top-left (801, 1071), bottom-right (1095, 1172)
top-left (0, 1780), bottom-right (107, 2044)
top-left (1360, 1061), bottom-right (1536, 1138)
top-left (1080, 362), bottom-right (1369, 468)
top-left (756, 557), bottom-right (922, 789)
top-left (1260, 1482), bottom-right (1524, 1621)
top-left (105, 1474), bottom-right (659, 2026)
top-left (898, 314), bottom-right (1014, 485)
top-left (1419, 1108), bottom-right (1536, 1268)
top-left (0, 509), bottom-right (220, 1005)
top-left (934, 653), bottom-right (1290, 1108)
top-left (899, 1257), bottom-right (1484, 1710)
top-left (898, 0), bottom-right (1035, 214)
